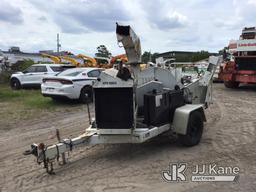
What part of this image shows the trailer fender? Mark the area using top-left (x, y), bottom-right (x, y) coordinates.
top-left (172, 104), bottom-right (206, 135)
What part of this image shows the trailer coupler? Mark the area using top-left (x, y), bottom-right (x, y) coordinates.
top-left (23, 144), bottom-right (38, 157)
top-left (23, 130), bottom-right (96, 174)
top-left (23, 143), bottom-right (58, 174)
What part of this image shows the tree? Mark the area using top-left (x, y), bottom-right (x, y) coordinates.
top-left (191, 51), bottom-right (211, 62)
top-left (95, 45), bottom-right (112, 58)
top-left (0, 59), bottom-right (34, 84)
top-left (151, 52), bottom-right (159, 63)
top-left (219, 47), bottom-right (230, 61)
top-left (142, 51), bottom-right (151, 63)
top-left (11, 59), bottom-right (34, 71)
top-left (175, 51), bottom-right (211, 62)
top-left (141, 51), bottom-right (159, 63)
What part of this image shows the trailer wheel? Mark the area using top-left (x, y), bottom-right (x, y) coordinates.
top-left (79, 86), bottom-right (93, 103)
top-left (10, 78), bottom-right (21, 90)
top-left (178, 111), bottom-right (203, 147)
top-left (224, 81), bottom-right (239, 88)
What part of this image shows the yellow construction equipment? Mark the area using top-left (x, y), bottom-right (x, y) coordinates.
top-left (77, 54), bottom-right (112, 68)
top-left (95, 57), bottom-right (111, 68)
top-left (59, 55), bottom-right (81, 67)
top-left (41, 53), bottom-right (61, 64)
top-left (77, 54), bottom-right (97, 67)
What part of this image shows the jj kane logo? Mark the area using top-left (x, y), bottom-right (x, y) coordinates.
top-left (162, 163), bottom-right (187, 182)
top-left (162, 163), bottom-right (240, 182)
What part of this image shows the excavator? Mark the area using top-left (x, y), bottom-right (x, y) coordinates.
top-left (111, 54), bottom-right (128, 63)
top-left (94, 57), bottom-right (111, 68)
top-left (58, 55), bottom-right (81, 67)
top-left (110, 54), bottom-right (128, 68)
top-left (41, 53), bottom-right (61, 64)
top-left (109, 53), bottom-right (147, 70)
top-left (77, 54), bottom-right (97, 67)
top-left (77, 54), bottom-right (112, 68)
top-left (77, 53), bottom-right (122, 69)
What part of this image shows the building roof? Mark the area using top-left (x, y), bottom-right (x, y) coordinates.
top-left (2, 51), bottom-right (41, 57)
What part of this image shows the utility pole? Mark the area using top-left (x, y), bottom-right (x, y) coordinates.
top-left (57, 33), bottom-right (61, 53)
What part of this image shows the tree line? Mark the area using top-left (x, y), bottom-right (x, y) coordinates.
top-left (95, 45), bottom-right (213, 63)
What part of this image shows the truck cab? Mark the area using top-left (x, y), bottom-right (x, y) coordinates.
top-left (220, 27), bottom-right (256, 88)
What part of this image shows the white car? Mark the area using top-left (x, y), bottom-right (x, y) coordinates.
top-left (41, 67), bottom-right (102, 103)
top-left (10, 64), bottom-right (74, 89)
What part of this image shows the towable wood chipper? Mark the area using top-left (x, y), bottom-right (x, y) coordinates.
top-left (24, 24), bottom-right (220, 174)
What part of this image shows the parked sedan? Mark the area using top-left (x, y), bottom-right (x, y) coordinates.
top-left (10, 64), bottom-right (74, 89)
top-left (41, 67), bottom-right (102, 103)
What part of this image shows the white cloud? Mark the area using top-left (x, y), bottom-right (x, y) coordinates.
top-left (0, 1), bottom-right (23, 24)
top-left (28, 0), bottom-right (131, 33)
top-left (248, 0), bottom-right (256, 6)
top-left (0, 0), bottom-right (256, 55)
top-left (167, 11), bottom-right (187, 25)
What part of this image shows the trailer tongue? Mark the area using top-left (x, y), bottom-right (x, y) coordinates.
top-left (24, 24), bottom-right (220, 174)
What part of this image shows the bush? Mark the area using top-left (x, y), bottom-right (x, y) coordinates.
top-left (11, 59), bottom-right (34, 71)
top-left (0, 59), bottom-right (34, 84)
top-left (0, 71), bottom-right (12, 84)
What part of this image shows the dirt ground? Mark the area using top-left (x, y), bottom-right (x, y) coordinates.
top-left (1, 83), bottom-right (256, 192)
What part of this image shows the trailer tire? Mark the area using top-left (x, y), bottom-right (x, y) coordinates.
top-left (10, 78), bottom-right (21, 90)
top-left (224, 81), bottom-right (239, 88)
top-left (79, 86), bottom-right (93, 103)
top-left (178, 111), bottom-right (203, 147)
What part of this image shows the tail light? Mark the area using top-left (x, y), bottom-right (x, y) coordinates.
top-left (42, 78), bottom-right (73, 84)
top-left (60, 79), bottom-right (73, 84)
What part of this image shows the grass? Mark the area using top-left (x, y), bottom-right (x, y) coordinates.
top-left (0, 84), bottom-right (83, 109)
top-left (0, 85), bottom-right (55, 109)
top-left (0, 86), bottom-right (25, 99)
top-left (0, 84), bottom-right (84, 130)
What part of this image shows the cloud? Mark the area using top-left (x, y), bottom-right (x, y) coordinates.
top-left (38, 16), bottom-right (47, 22)
top-left (52, 16), bottom-right (88, 34)
top-left (28, 0), bottom-right (131, 33)
top-left (0, 1), bottom-right (23, 24)
top-left (1, 0), bottom-right (256, 55)
top-left (64, 1), bottom-right (130, 32)
top-left (233, 0), bottom-right (256, 26)
top-left (139, 0), bottom-right (188, 30)
top-left (155, 11), bottom-right (188, 29)
top-left (248, 0), bottom-right (256, 6)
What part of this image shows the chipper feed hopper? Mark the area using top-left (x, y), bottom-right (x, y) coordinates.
top-left (24, 24), bottom-right (220, 174)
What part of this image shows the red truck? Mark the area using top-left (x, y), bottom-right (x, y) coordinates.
top-left (219, 27), bottom-right (256, 88)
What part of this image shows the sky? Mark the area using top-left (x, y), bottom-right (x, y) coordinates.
top-left (0, 0), bottom-right (256, 56)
